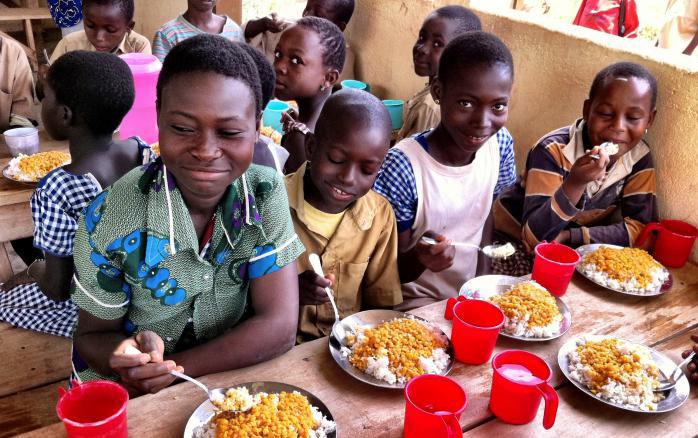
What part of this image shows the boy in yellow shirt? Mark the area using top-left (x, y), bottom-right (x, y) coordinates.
top-left (285, 89), bottom-right (401, 342)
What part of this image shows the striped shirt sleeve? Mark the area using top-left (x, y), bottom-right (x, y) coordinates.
top-left (152, 29), bottom-right (171, 62)
top-left (373, 148), bottom-right (418, 233)
top-left (494, 128), bottom-right (517, 198)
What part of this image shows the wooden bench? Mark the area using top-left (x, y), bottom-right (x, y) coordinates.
top-left (0, 6), bottom-right (52, 60)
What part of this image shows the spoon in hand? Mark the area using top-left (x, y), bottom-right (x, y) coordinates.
top-left (308, 253), bottom-right (351, 343)
top-left (420, 236), bottom-right (516, 259)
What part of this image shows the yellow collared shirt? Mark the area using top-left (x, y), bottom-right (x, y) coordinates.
top-left (50, 29), bottom-right (152, 63)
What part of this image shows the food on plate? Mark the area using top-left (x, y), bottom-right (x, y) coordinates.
top-left (261, 126), bottom-right (283, 145)
top-left (567, 337), bottom-right (665, 411)
top-left (5, 151), bottom-right (71, 182)
top-left (342, 317), bottom-right (449, 385)
top-left (194, 386), bottom-right (336, 438)
top-left (580, 246), bottom-right (668, 294)
top-left (489, 281), bottom-right (562, 338)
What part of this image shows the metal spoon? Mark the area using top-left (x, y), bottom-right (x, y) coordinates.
top-left (589, 142), bottom-right (619, 160)
top-left (654, 351), bottom-right (696, 393)
top-left (308, 253), bottom-right (352, 344)
top-left (420, 236), bottom-right (516, 259)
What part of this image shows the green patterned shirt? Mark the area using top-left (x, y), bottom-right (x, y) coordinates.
top-left (71, 160), bottom-right (304, 381)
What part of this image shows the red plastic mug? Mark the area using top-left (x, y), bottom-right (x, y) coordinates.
top-left (490, 350), bottom-right (558, 429)
top-left (635, 219), bottom-right (698, 268)
top-left (531, 241), bottom-right (580, 296)
top-left (447, 299), bottom-right (504, 365)
top-left (56, 380), bottom-right (129, 438)
top-left (404, 374), bottom-right (467, 438)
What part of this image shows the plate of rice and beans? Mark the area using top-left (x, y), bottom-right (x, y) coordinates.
top-left (459, 275), bottom-right (571, 341)
top-left (3, 151), bottom-right (71, 184)
top-left (185, 382), bottom-right (336, 438)
top-left (558, 335), bottom-right (689, 413)
top-left (576, 244), bottom-right (670, 296)
top-left (328, 309), bottom-right (454, 389)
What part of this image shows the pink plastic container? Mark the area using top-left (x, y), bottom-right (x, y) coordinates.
top-left (56, 380), bottom-right (129, 437)
top-left (448, 299), bottom-right (504, 365)
top-left (531, 241), bottom-right (580, 296)
top-left (489, 350), bottom-right (558, 429)
top-left (118, 53), bottom-right (161, 144)
top-left (404, 374), bottom-right (467, 438)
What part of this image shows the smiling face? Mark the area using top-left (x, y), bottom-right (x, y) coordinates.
top-left (583, 76), bottom-right (655, 159)
top-left (413, 14), bottom-right (461, 79)
top-left (157, 71), bottom-right (258, 207)
top-left (83, 2), bottom-right (132, 53)
top-left (305, 122), bottom-right (389, 214)
top-left (274, 25), bottom-right (333, 101)
top-left (432, 63), bottom-right (512, 153)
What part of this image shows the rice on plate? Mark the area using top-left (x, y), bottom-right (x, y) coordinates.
top-left (340, 316), bottom-right (450, 386)
top-left (567, 336), bottom-right (664, 411)
top-left (194, 386), bottom-right (336, 438)
top-left (580, 246), bottom-right (668, 294)
top-left (4, 151), bottom-right (70, 182)
top-left (489, 281), bottom-right (562, 338)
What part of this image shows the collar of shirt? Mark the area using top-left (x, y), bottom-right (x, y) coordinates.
top-left (285, 162), bottom-right (376, 235)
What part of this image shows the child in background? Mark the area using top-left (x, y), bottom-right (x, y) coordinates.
top-left (374, 32), bottom-right (515, 310)
top-left (239, 43), bottom-right (289, 173)
top-left (274, 16), bottom-right (345, 173)
top-left (153, 0), bottom-right (244, 62)
top-left (286, 89), bottom-right (401, 342)
top-left (0, 51), bottom-right (152, 337)
top-left (245, 0), bottom-right (356, 81)
top-left (494, 62), bottom-right (659, 275)
top-left (50, 0), bottom-right (150, 63)
top-left (0, 34), bottom-right (36, 131)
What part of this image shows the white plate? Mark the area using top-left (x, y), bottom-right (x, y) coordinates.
top-left (558, 334), bottom-right (689, 413)
top-left (2, 165), bottom-right (37, 185)
top-left (183, 381), bottom-right (337, 438)
top-left (328, 309), bottom-right (454, 389)
top-left (575, 244), bottom-right (671, 296)
top-left (459, 275), bottom-right (572, 342)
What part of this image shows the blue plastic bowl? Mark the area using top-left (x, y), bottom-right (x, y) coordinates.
top-left (382, 99), bottom-right (405, 130)
top-left (341, 79), bottom-right (369, 91)
top-left (262, 100), bottom-right (290, 133)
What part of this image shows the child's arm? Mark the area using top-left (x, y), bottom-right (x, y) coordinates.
top-left (244, 13), bottom-right (288, 40)
top-left (27, 255), bottom-right (73, 301)
top-left (281, 110), bottom-right (311, 174)
top-left (298, 270), bottom-right (334, 305)
top-left (476, 210), bottom-right (494, 276)
top-left (683, 334), bottom-right (698, 383)
top-left (152, 29), bottom-right (171, 63)
top-left (397, 230), bottom-right (455, 284)
top-left (361, 206), bottom-right (402, 307)
top-left (166, 262), bottom-right (299, 377)
top-left (493, 129), bottom-right (518, 198)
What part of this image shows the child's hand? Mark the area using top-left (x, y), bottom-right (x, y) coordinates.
top-left (298, 270), bottom-right (336, 305)
top-left (281, 109), bottom-right (310, 135)
top-left (414, 232), bottom-right (455, 273)
top-left (263, 13), bottom-right (290, 33)
top-left (567, 146), bottom-right (609, 187)
top-left (110, 331), bottom-right (183, 394)
top-left (682, 334), bottom-right (698, 383)
top-left (0, 268), bottom-right (33, 292)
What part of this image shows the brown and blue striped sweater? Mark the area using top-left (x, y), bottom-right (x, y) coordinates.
top-left (494, 119), bottom-right (657, 250)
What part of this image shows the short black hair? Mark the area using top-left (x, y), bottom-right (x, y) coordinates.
top-left (434, 5), bottom-right (482, 34)
top-left (83, 0), bottom-right (134, 23)
top-left (157, 34), bottom-right (263, 118)
top-left (47, 51), bottom-right (134, 136)
top-left (296, 16), bottom-right (346, 72)
top-left (329, 0), bottom-right (355, 25)
top-left (589, 61), bottom-right (658, 108)
top-left (315, 88), bottom-right (391, 145)
top-left (438, 31), bottom-right (514, 86)
top-left (239, 43), bottom-right (275, 108)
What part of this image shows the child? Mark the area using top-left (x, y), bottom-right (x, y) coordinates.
top-left (153, 0), bottom-right (244, 62)
top-left (50, 0), bottom-right (151, 63)
top-left (245, 0), bottom-right (356, 80)
top-left (683, 334), bottom-right (698, 383)
top-left (286, 89), bottom-right (401, 342)
top-left (0, 51), bottom-right (152, 337)
top-left (0, 34), bottom-right (36, 131)
top-left (69, 35), bottom-right (303, 392)
top-left (239, 43), bottom-right (290, 173)
top-left (374, 32), bottom-right (515, 310)
top-left (494, 62), bottom-right (658, 275)
top-left (274, 16), bottom-right (345, 173)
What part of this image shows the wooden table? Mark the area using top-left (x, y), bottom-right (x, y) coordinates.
top-left (0, 132), bottom-right (67, 281)
top-left (15, 262), bottom-right (698, 437)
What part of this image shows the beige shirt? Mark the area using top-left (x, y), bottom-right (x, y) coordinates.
top-left (50, 29), bottom-right (152, 63)
top-left (658, 0), bottom-right (698, 55)
top-left (286, 163), bottom-right (402, 342)
top-left (396, 135), bottom-right (500, 311)
top-left (396, 84), bottom-right (440, 141)
top-left (247, 22), bottom-right (356, 81)
top-left (0, 36), bottom-right (36, 131)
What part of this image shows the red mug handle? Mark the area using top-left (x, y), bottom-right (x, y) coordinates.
top-left (537, 382), bottom-right (558, 430)
top-left (634, 222), bottom-right (663, 248)
top-left (444, 296), bottom-right (466, 320)
top-left (438, 413), bottom-right (461, 438)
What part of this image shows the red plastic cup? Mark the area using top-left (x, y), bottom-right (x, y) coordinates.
top-left (489, 350), bottom-right (558, 429)
top-left (635, 219), bottom-right (698, 268)
top-left (447, 299), bottom-right (504, 365)
top-left (531, 241), bottom-right (580, 296)
top-left (404, 374), bottom-right (467, 438)
top-left (56, 380), bottom-right (129, 438)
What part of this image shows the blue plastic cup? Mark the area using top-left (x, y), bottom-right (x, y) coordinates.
top-left (382, 99), bottom-right (405, 130)
top-left (262, 100), bottom-right (290, 133)
top-left (341, 79), bottom-right (369, 91)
